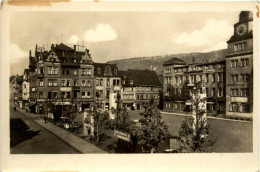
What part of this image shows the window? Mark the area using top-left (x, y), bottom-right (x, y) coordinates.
top-left (48, 92), bottom-right (52, 99)
top-left (234, 44), bottom-right (238, 51)
top-left (87, 80), bottom-right (91, 87)
top-left (107, 79), bottom-right (110, 86)
top-left (231, 75), bottom-right (238, 82)
top-left (82, 69), bottom-right (86, 76)
top-left (205, 65), bottom-right (208, 70)
top-left (105, 66), bottom-right (111, 74)
top-left (130, 80), bottom-right (133, 85)
top-left (211, 74), bottom-right (215, 83)
top-left (216, 73), bottom-right (220, 82)
top-left (73, 59), bottom-right (77, 63)
top-left (82, 80), bottom-right (86, 87)
top-left (114, 69), bottom-right (117, 75)
top-left (205, 74), bottom-right (209, 83)
top-left (218, 88), bottom-right (222, 97)
top-left (97, 67), bottom-right (101, 74)
top-left (66, 69), bottom-right (70, 75)
top-left (61, 80), bottom-right (65, 87)
top-left (231, 60), bottom-right (238, 68)
top-left (53, 80), bottom-right (58, 87)
top-left (241, 88), bottom-right (249, 96)
top-left (39, 67), bottom-right (44, 74)
top-left (86, 69), bottom-right (91, 76)
top-left (241, 58), bottom-right (249, 67)
top-left (96, 90), bottom-right (103, 98)
top-left (48, 79), bottom-right (58, 87)
top-left (67, 92), bottom-right (71, 99)
top-left (100, 79), bottom-right (103, 86)
top-left (241, 74), bottom-right (249, 82)
top-left (212, 88), bottom-right (215, 97)
top-left (230, 103), bottom-right (238, 112)
top-left (39, 80), bottom-right (44, 87)
top-left (74, 80), bottom-right (79, 86)
top-left (82, 92), bottom-right (85, 98)
top-left (73, 69), bottom-right (78, 75)
top-left (122, 80), bottom-right (125, 84)
top-left (62, 69), bottom-right (65, 75)
top-left (231, 88), bottom-right (239, 96)
top-left (53, 92), bottom-right (58, 99)
top-left (174, 69), bottom-right (178, 73)
top-left (218, 64), bottom-right (222, 69)
top-left (180, 77), bottom-right (183, 84)
top-left (39, 92), bottom-right (44, 98)
top-left (240, 103), bottom-right (250, 113)
top-left (61, 92), bottom-right (65, 98)
top-left (206, 88), bottom-right (208, 96)
top-left (47, 67), bottom-right (59, 75)
top-left (66, 80), bottom-right (71, 87)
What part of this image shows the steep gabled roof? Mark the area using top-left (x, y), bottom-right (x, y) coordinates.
top-left (94, 63), bottom-right (118, 77)
top-left (163, 56), bottom-right (186, 66)
top-left (54, 43), bottom-right (74, 52)
top-left (119, 69), bottom-right (162, 87)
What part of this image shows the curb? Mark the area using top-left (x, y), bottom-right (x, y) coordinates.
top-left (160, 111), bottom-right (252, 123)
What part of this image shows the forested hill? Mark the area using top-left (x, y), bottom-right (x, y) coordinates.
top-left (108, 49), bottom-right (227, 75)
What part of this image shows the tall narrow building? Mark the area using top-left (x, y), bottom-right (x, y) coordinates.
top-left (225, 11), bottom-right (253, 119)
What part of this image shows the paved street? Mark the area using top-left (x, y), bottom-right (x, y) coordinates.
top-left (129, 111), bottom-right (253, 153)
top-left (10, 108), bottom-right (79, 154)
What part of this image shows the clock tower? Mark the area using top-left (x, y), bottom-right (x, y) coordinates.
top-left (225, 11), bottom-right (253, 119)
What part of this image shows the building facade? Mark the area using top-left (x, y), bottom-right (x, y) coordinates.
top-left (29, 43), bottom-right (95, 114)
top-left (119, 69), bottom-right (162, 111)
top-left (225, 11), bottom-right (253, 119)
top-left (163, 57), bottom-right (226, 116)
top-left (93, 63), bottom-right (121, 116)
top-left (22, 69), bottom-right (30, 109)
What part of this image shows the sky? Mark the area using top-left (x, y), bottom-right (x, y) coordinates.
top-left (10, 11), bottom-right (240, 75)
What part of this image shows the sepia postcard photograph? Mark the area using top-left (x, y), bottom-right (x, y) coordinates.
top-left (1, 1), bottom-right (259, 172)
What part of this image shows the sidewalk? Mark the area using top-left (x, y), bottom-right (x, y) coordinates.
top-left (16, 107), bottom-right (107, 153)
top-left (160, 111), bottom-right (251, 123)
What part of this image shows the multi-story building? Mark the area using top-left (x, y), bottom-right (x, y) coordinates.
top-left (29, 43), bottom-right (95, 114)
top-left (9, 75), bottom-right (23, 107)
top-left (93, 63), bottom-right (121, 118)
top-left (119, 69), bottom-right (162, 111)
top-left (22, 69), bottom-right (30, 109)
top-left (225, 11), bottom-right (253, 119)
top-left (163, 57), bottom-right (226, 116)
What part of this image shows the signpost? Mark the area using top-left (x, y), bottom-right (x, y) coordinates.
top-left (114, 129), bottom-right (131, 142)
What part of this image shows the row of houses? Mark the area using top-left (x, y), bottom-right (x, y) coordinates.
top-left (162, 11), bottom-right (253, 119)
top-left (10, 43), bottom-right (162, 118)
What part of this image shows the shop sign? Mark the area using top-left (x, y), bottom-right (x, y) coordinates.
top-left (114, 129), bottom-right (131, 142)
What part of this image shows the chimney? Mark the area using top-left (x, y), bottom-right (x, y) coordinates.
top-left (74, 45), bottom-right (76, 51)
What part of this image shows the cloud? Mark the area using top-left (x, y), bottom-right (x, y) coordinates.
top-left (203, 41), bottom-right (227, 52)
top-left (67, 34), bottom-right (80, 44)
top-left (84, 23), bottom-right (117, 43)
top-left (10, 43), bottom-right (28, 63)
top-left (172, 18), bottom-right (233, 50)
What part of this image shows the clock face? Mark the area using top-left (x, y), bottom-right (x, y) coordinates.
top-left (236, 24), bottom-right (247, 36)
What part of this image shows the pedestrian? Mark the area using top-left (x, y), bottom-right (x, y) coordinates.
top-left (14, 107), bottom-right (16, 111)
top-left (44, 116), bottom-right (47, 124)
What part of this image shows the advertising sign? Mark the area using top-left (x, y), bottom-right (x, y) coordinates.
top-left (114, 129), bottom-right (131, 142)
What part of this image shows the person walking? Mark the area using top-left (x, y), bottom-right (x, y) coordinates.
top-left (44, 116), bottom-right (47, 124)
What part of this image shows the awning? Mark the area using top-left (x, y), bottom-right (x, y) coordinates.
top-left (28, 102), bottom-right (37, 107)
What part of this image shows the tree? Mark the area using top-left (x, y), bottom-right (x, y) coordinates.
top-left (180, 81), bottom-right (191, 101)
top-left (85, 98), bottom-right (109, 143)
top-left (178, 86), bottom-right (215, 152)
top-left (132, 96), bottom-right (170, 153)
top-left (111, 93), bottom-right (131, 131)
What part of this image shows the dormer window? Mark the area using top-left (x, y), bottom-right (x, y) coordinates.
top-left (122, 80), bottom-right (125, 84)
top-left (114, 69), bottom-right (117, 75)
top-left (105, 66), bottom-right (111, 74)
top-left (97, 67), bottom-right (101, 74)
